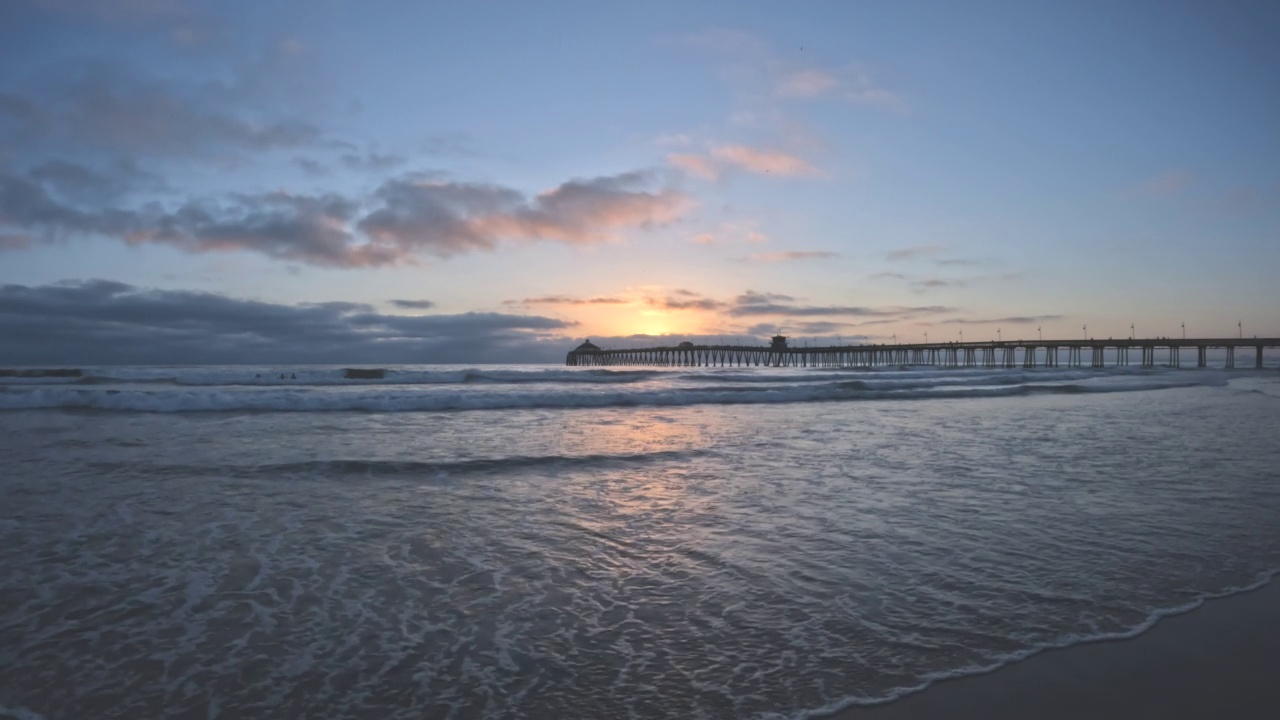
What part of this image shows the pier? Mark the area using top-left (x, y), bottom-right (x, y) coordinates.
top-left (566, 337), bottom-right (1280, 368)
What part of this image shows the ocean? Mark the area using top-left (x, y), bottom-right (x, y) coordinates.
top-left (2, 363), bottom-right (1279, 719)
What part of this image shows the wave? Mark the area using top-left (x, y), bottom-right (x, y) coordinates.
top-left (1, 367), bottom-right (669, 387)
top-left (0, 363), bottom-right (1198, 389)
top-left (0, 375), bottom-right (1215, 413)
top-left (127, 450), bottom-right (711, 479)
top-left (788, 568), bottom-right (1280, 719)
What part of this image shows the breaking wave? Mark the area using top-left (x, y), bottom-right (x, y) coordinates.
top-left (0, 372), bottom-right (1221, 413)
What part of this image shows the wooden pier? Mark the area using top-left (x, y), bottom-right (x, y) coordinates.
top-left (566, 337), bottom-right (1280, 369)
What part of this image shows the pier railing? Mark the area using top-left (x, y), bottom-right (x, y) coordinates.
top-left (566, 339), bottom-right (1280, 368)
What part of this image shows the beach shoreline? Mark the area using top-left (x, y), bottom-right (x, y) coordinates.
top-left (827, 575), bottom-right (1280, 719)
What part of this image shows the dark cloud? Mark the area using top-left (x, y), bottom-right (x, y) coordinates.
top-left (777, 321), bottom-right (860, 335)
top-left (356, 171), bottom-right (691, 259)
top-left (420, 133), bottom-right (477, 157)
top-left (2, 167), bottom-right (690, 266)
top-left (735, 290), bottom-right (796, 304)
top-left (0, 279), bottom-right (575, 364)
top-left (871, 269), bottom-right (1020, 291)
top-left (935, 258), bottom-right (983, 267)
top-left (26, 158), bottom-right (164, 203)
top-left (4, 62), bottom-right (321, 157)
top-left (390, 299), bottom-right (435, 309)
top-left (939, 315), bottom-right (1064, 325)
top-left (0, 167), bottom-right (141, 241)
top-left (508, 296), bottom-right (629, 306)
top-left (746, 250), bottom-right (838, 262)
top-left (729, 290), bottom-right (954, 318)
top-left (0, 93), bottom-right (48, 138)
top-left (340, 152), bottom-right (407, 171)
top-left (648, 294), bottom-right (724, 311)
top-left (31, 0), bottom-right (192, 25)
top-left (295, 157), bottom-right (330, 176)
top-left (912, 278), bottom-right (967, 290)
top-left (0, 49), bottom-right (328, 178)
top-left (886, 244), bottom-right (944, 261)
top-left (136, 191), bottom-right (375, 266)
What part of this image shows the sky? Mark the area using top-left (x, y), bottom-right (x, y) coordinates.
top-left (1, 0), bottom-right (1278, 364)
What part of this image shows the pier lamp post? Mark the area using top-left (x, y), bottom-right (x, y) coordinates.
top-left (924, 331), bottom-right (929, 344)
top-left (1239, 321), bottom-right (1242, 339)
top-left (1130, 323), bottom-right (1134, 340)
top-left (959, 330), bottom-right (964, 343)
top-left (997, 328), bottom-right (1002, 342)
top-left (1182, 322), bottom-right (1185, 339)
top-left (1038, 326), bottom-right (1042, 341)
top-left (1083, 324), bottom-right (1087, 340)
top-left (893, 334), bottom-right (897, 345)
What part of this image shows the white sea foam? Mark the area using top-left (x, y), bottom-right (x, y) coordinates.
top-left (783, 569), bottom-right (1280, 720)
top-left (0, 368), bottom-right (1223, 412)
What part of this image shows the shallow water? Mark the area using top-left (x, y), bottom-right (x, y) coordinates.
top-left (2, 365), bottom-right (1279, 719)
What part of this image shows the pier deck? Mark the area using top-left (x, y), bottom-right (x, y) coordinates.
top-left (567, 338), bottom-right (1280, 368)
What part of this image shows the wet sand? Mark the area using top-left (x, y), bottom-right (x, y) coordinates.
top-left (832, 577), bottom-right (1280, 719)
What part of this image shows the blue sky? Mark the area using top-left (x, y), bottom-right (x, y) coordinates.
top-left (1, 0), bottom-right (1277, 362)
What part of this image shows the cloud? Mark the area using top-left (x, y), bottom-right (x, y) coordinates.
top-left (654, 132), bottom-right (695, 148)
top-left (1, 167), bottom-right (691, 266)
top-left (1213, 186), bottom-right (1267, 214)
top-left (747, 250), bottom-right (837, 262)
top-left (2, 62), bottom-right (320, 158)
top-left (296, 158), bottom-right (330, 175)
top-left (340, 151), bottom-right (407, 171)
top-left (775, 68), bottom-right (840, 98)
top-left (357, 171), bottom-right (692, 259)
top-left (736, 290), bottom-right (795, 304)
top-left (886, 244), bottom-right (945, 261)
top-left (775, 65), bottom-right (904, 110)
top-left (747, 320), bottom-right (862, 336)
top-left (687, 220), bottom-right (768, 245)
top-left (647, 293), bottom-right (725, 311)
top-left (912, 278), bottom-right (967, 290)
top-left (0, 167), bottom-right (143, 242)
top-left (939, 315), bottom-right (1064, 325)
top-left (869, 272), bottom-right (907, 280)
top-left (507, 296), bottom-right (629, 306)
top-left (728, 290), bottom-right (953, 318)
top-left (683, 29), bottom-right (905, 111)
top-left (25, 158), bottom-right (164, 204)
top-left (668, 153), bottom-right (720, 180)
top-left (389, 299), bottom-right (434, 309)
top-left (710, 145), bottom-right (816, 176)
top-left (668, 145), bottom-right (816, 180)
top-left (135, 190), bottom-right (375, 266)
top-left (0, 279), bottom-right (576, 364)
top-left (507, 291), bottom-right (724, 311)
top-left (1138, 169), bottom-right (1193, 197)
top-left (32, 0), bottom-right (190, 24)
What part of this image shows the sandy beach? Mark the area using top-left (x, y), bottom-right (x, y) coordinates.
top-left (833, 576), bottom-right (1280, 719)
